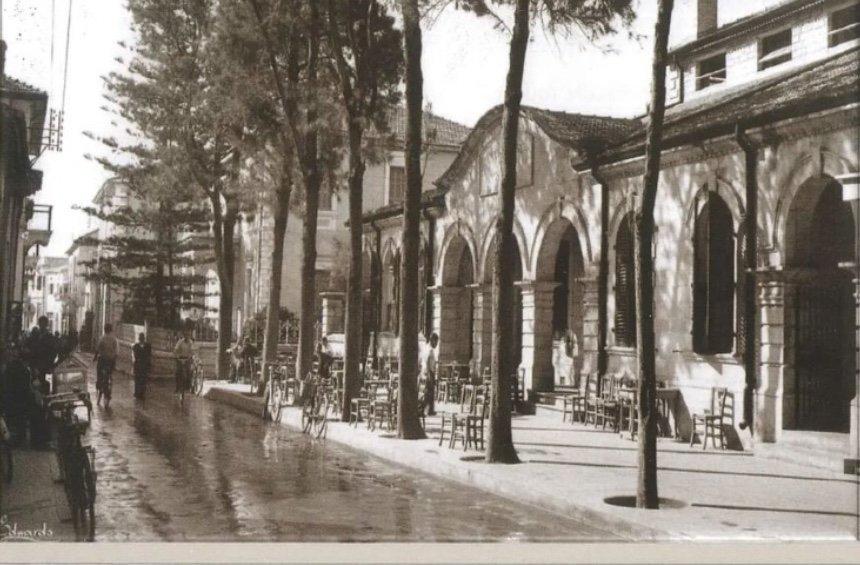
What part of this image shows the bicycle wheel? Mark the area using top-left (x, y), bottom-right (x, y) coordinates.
top-left (77, 453), bottom-right (96, 542)
top-left (301, 406), bottom-right (312, 434)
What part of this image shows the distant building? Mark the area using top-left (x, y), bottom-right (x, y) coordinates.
top-left (239, 106), bottom-right (471, 351)
top-left (66, 229), bottom-right (97, 347)
top-left (23, 255), bottom-right (68, 332)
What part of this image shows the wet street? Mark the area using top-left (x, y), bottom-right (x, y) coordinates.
top-left (85, 372), bottom-right (620, 542)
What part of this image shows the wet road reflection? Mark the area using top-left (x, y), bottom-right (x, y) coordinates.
top-left (87, 375), bottom-right (621, 542)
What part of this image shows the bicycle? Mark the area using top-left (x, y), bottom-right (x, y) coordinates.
top-left (300, 376), bottom-right (329, 439)
top-left (47, 391), bottom-right (96, 542)
top-left (264, 366), bottom-right (285, 423)
top-left (190, 355), bottom-right (205, 396)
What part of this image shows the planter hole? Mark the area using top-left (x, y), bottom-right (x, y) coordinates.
top-left (603, 495), bottom-right (686, 509)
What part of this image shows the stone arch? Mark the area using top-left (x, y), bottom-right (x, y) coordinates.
top-left (530, 200), bottom-right (593, 275)
top-left (478, 218), bottom-right (528, 283)
top-left (684, 176), bottom-right (745, 231)
top-left (437, 231), bottom-right (476, 363)
top-left (782, 175), bottom-right (856, 432)
top-left (380, 242), bottom-right (401, 335)
top-left (437, 221), bottom-right (478, 287)
top-left (532, 215), bottom-right (588, 388)
top-left (607, 193), bottom-right (635, 248)
top-left (773, 148), bottom-right (858, 257)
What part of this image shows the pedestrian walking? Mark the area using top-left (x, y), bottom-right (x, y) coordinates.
top-left (173, 329), bottom-right (196, 404)
top-left (24, 316), bottom-right (60, 383)
top-left (132, 333), bottom-right (152, 401)
top-left (94, 324), bottom-right (118, 408)
top-left (317, 336), bottom-right (333, 381)
top-left (421, 333), bottom-right (439, 416)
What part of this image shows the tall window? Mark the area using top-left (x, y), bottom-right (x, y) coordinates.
top-left (692, 193), bottom-right (735, 354)
top-left (758, 28), bottom-right (792, 70)
top-left (388, 166), bottom-right (406, 206)
top-left (829, 4), bottom-right (860, 47)
top-left (614, 213), bottom-right (636, 348)
top-left (696, 52), bottom-right (726, 90)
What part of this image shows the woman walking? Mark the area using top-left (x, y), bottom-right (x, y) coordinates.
top-left (132, 333), bottom-right (152, 401)
top-left (94, 324), bottom-right (118, 408)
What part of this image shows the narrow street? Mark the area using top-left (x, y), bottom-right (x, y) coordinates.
top-left (83, 366), bottom-right (619, 542)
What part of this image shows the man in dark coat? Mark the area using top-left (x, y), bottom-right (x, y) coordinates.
top-left (132, 333), bottom-right (152, 401)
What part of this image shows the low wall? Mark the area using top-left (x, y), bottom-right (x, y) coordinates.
top-left (116, 323), bottom-right (217, 379)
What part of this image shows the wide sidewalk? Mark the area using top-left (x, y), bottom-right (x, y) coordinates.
top-left (206, 382), bottom-right (859, 541)
top-left (1, 446), bottom-right (76, 542)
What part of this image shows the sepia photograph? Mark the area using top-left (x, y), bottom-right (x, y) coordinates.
top-left (0, 0), bottom-right (858, 562)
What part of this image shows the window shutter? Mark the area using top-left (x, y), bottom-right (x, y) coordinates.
top-left (614, 214), bottom-right (637, 347)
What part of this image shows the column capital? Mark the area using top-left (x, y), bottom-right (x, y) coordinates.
top-left (428, 285), bottom-right (464, 297)
top-left (319, 291), bottom-right (345, 300)
top-left (516, 280), bottom-right (559, 294)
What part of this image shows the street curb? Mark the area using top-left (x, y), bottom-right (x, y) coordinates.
top-left (204, 386), bottom-right (670, 541)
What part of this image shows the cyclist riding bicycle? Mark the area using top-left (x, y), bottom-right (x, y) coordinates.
top-left (173, 328), bottom-right (196, 404)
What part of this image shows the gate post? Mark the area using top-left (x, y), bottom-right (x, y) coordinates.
top-left (756, 270), bottom-right (787, 443)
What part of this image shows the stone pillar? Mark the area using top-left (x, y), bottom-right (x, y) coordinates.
top-left (579, 273), bottom-right (600, 379)
top-left (756, 272), bottom-right (787, 443)
top-left (430, 286), bottom-right (464, 364)
top-left (471, 284), bottom-right (492, 372)
top-left (518, 281), bottom-right (558, 397)
top-left (320, 291), bottom-right (345, 336)
top-left (837, 172), bottom-right (859, 473)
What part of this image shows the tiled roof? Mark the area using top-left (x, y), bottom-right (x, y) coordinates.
top-left (436, 104), bottom-right (639, 189)
top-left (2, 76), bottom-right (47, 98)
top-left (386, 106), bottom-right (471, 147)
top-left (596, 46), bottom-right (860, 163)
top-left (359, 187), bottom-right (446, 224)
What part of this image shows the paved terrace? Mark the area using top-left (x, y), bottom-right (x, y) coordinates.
top-left (205, 383), bottom-right (859, 541)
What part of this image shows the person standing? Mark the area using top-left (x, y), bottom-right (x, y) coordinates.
top-left (94, 324), bottom-right (118, 408)
top-left (316, 336), bottom-right (333, 381)
top-left (25, 316), bottom-right (59, 383)
top-left (421, 333), bottom-right (439, 416)
top-left (173, 329), bottom-right (195, 404)
top-left (132, 333), bottom-right (152, 401)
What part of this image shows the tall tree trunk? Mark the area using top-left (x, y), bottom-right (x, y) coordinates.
top-left (298, 177), bottom-right (320, 380)
top-left (342, 124), bottom-right (365, 422)
top-left (216, 196), bottom-right (238, 379)
top-left (487, 0), bottom-right (528, 464)
top-left (262, 174), bottom-right (292, 391)
top-left (397, 0), bottom-right (427, 440)
top-left (635, 0), bottom-right (673, 510)
top-left (297, 2), bottom-right (322, 384)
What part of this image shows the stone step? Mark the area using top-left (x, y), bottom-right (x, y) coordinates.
top-left (755, 431), bottom-right (854, 474)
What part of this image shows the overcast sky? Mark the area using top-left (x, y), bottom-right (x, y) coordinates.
top-left (2, 0), bottom-right (777, 256)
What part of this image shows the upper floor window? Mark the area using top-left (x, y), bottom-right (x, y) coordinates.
top-left (696, 52), bottom-right (726, 91)
top-left (613, 213), bottom-right (636, 348)
top-left (758, 28), bottom-right (792, 70)
top-left (692, 193), bottom-right (735, 355)
top-left (388, 165), bottom-right (406, 206)
top-left (829, 4), bottom-right (860, 47)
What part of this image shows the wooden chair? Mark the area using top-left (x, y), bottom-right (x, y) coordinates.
top-left (464, 396), bottom-right (490, 451)
top-left (578, 373), bottom-right (600, 425)
top-left (690, 387), bottom-right (734, 450)
top-left (369, 386), bottom-right (395, 432)
top-left (596, 374), bottom-right (620, 431)
top-left (349, 389), bottom-right (370, 427)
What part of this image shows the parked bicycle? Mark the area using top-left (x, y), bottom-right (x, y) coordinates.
top-left (190, 355), bottom-right (205, 396)
top-left (264, 365), bottom-right (286, 423)
top-left (300, 374), bottom-right (329, 439)
top-left (47, 390), bottom-right (96, 542)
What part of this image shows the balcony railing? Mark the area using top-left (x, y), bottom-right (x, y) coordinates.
top-left (25, 204), bottom-right (53, 248)
top-left (28, 204), bottom-right (53, 232)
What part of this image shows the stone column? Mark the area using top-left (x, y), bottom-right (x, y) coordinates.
top-left (837, 172), bottom-right (859, 473)
top-left (756, 271), bottom-right (787, 443)
top-left (470, 284), bottom-right (492, 372)
top-left (430, 286), bottom-right (464, 364)
top-left (320, 291), bottom-right (345, 336)
top-left (518, 280), bottom-right (558, 397)
top-left (579, 272), bottom-right (600, 379)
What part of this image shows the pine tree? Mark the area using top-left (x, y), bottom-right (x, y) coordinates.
top-left (77, 173), bottom-right (212, 329)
